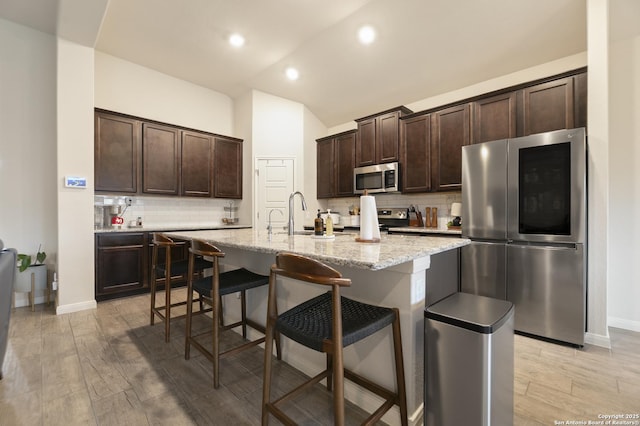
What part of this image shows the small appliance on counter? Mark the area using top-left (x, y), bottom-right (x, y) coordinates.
top-left (223, 201), bottom-right (239, 225)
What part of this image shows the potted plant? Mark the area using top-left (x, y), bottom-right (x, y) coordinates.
top-left (15, 244), bottom-right (47, 310)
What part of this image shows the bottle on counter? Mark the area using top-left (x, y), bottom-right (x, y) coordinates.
top-left (325, 209), bottom-right (334, 236)
top-left (314, 209), bottom-right (324, 236)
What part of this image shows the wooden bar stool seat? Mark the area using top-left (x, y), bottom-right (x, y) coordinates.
top-left (150, 233), bottom-right (212, 342)
top-left (261, 252), bottom-right (408, 426)
top-left (184, 239), bottom-right (279, 388)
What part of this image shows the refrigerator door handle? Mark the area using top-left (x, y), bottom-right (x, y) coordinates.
top-left (508, 241), bottom-right (578, 250)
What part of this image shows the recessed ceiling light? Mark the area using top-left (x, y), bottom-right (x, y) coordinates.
top-left (358, 25), bottom-right (376, 45)
top-left (229, 33), bottom-right (245, 48)
top-left (285, 67), bottom-right (299, 81)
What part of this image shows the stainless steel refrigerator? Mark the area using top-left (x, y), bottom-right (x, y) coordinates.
top-left (460, 128), bottom-right (587, 346)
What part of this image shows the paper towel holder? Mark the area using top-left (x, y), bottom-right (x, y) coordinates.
top-left (355, 190), bottom-right (381, 243)
top-left (355, 237), bottom-right (381, 243)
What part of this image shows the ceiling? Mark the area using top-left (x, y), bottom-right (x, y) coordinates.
top-left (0, 0), bottom-right (587, 127)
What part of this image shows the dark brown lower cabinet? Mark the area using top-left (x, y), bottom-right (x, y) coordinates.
top-left (95, 231), bottom-right (197, 301)
top-left (95, 233), bottom-right (148, 301)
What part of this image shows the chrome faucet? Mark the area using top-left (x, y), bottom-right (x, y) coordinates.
top-left (267, 209), bottom-right (283, 238)
top-left (288, 191), bottom-right (308, 235)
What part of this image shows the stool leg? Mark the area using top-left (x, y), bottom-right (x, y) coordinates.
top-left (212, 288), bottom-right (220, 388)
top-left (164, 276), bottom-right (171, 342)
top-left (326, 354), bottom-right (333, 391)
top-left (261, 311), bottom-right (276, 425)
top-left (184, 283), bottom-right (194, 360)
top-left (392, 309), bottom-right (408, 426)
top-left (240, 290), bottom-right (247, 338)
top-left (150, 269), bottom-right (156, 326)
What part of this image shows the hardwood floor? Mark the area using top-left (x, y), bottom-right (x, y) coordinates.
top-left (1, 291), bottom-right (639, 425)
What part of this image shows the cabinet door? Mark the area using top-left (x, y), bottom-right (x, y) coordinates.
top-left (142, 123), bottom-right (181, 195)
top-left (95, 112), bottom-right (139, 193)
top-left (181, 131), bottom-right (213, 197)
top-left (213, 137), bottom-right (242, 199)
top-left (431, 104), bottom-right (470, 191)
top-left (377, 110), bottom-right (401, 163)
top-left (400, 114), bottom-right (431, 193)
top-left (356, 118), bottom-right (376, 167)
top-left (521, 77), bottom-right (574, 136)
top-left (95, 233), bottom-right (147, 299)
top-left (573, 72), bottom-right (588, 129)
top-left (316, 138), bottom-right (336, 199)
top-left (472, 92), bottom-right (516, 144)
top-left (335, 132), bottom-right (356, 197)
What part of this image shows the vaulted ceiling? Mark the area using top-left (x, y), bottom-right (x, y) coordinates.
top-left (0, 0), bottom-right (587, 127)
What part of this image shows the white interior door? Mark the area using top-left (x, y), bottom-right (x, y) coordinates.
top-left (255, 158), bottom-right (294, 233)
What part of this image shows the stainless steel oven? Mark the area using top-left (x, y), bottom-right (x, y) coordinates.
top-left (354, 162), bottom-right (399, 194)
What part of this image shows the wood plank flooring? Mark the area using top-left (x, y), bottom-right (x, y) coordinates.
top-left (1, 290), bottom-right (639, 425)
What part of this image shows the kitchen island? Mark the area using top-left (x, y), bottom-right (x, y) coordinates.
top-left (166, 228), bottom-right (469, 425)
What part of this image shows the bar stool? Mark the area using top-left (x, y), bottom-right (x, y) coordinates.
top-left (150, 233), bottom-right (212, 342)
top-left (261, 252), bottom-right (408, 426)
top-left (184, 239), bottom-right (279, 388)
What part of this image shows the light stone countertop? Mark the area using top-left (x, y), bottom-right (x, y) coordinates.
top-left (166, 228), bottom-right (469, 271)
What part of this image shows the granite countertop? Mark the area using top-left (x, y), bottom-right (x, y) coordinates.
top-left (387, 226), bottom-right (462, 236)
top-left (165, 228), bottom-right (469, 271)
top-left (94, 224), bottom-right (251, 233)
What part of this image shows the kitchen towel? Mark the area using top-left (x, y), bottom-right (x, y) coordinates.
top-left (359, 194), bottom-right (381, 241)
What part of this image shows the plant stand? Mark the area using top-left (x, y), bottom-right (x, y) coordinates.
top-left (14, 264), bottom-right (49, 311)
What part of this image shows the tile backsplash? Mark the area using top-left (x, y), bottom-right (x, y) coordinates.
top-left (94, 192), bottom-right (462, 230)
top-left (94, 195), bottom-right (241, 229)
top-left (326, 191), bottom-right (462, 230)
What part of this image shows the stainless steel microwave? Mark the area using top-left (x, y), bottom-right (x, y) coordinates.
top-left (354, 162), bottom-right (399, 194)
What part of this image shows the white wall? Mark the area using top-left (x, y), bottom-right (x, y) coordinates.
top-left (608, 0), bottom-right (640, 331)
top-left (0, 18), bottom-right (58, 307)
top-left (251, 91), bottom-right (310, 225)
top-left (95, 52), bottom-right (234, 135)
top-left (303, 106), bottom-right (329, 215)
top-left (56, 39), bottom-right (96, 313)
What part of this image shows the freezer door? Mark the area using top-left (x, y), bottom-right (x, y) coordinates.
top-left (461, 241), bottom-right (507, 299)
top-left (462, 139), bottom-right (508, 239)
top-left (507, 128), bottom-right (586, 244)
top-left (507, 243), bottom-right (585, 345)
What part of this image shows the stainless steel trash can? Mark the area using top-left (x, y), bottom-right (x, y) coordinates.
top-left (424, 292), bottom-right (514, 426)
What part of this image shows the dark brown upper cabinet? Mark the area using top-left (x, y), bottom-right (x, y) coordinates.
top-left (316, 130), bottom-right (356, 199)
top-left (95, 111), bottom-right (140, 193)
top-left (316, 137), bottom-right (336, 199)
top-left (519, 76), bottom-right (575, 136)
top-left (356, 106), bottom-right (412, 167)
top-left (472, 92), bottom-right (517, 144)
top-left (431, 103), bottom-right (471, 192)
top-left (142, 123), bottom-right (181, 195)
top-left (400, 113), bottom-right (432, 193)
top-left (213, 137), bottom-right (243, 199)
top-left (573, 71), bottom-right (588, 130)
top-left (95, 109), bottom-right (242, 199)
top-left (181, 130), bottom-right (213, 197)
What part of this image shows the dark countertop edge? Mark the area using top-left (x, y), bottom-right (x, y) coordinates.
top-left (387, 227), bottom-right (462, 236)
top-left (95, 224), bottom-right (252, 234)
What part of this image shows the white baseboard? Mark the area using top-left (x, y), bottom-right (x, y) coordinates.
top-left (608, 316), bottom-right (640, 333)
top-left (585, 331), bottom-right (611, 348)
top-left (56, 300), bottom-right (97, 315)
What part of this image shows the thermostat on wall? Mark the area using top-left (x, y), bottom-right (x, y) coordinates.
top-left (64, 176), bottom-right (87, 188)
